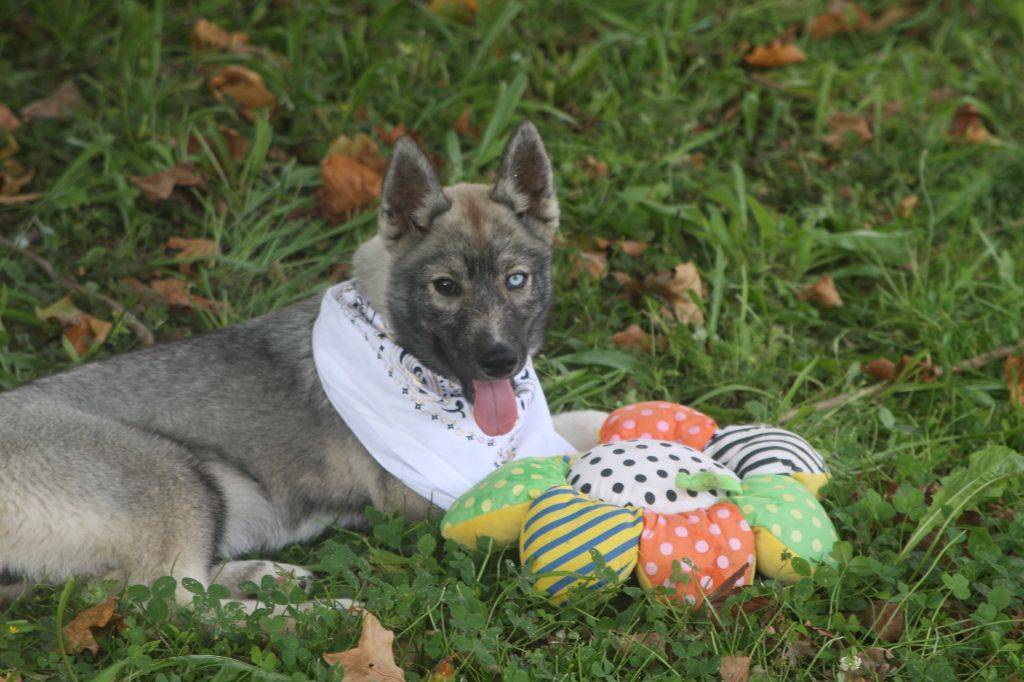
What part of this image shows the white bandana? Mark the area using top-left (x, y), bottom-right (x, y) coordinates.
top-left (311, 281), bottom-right (574, 509)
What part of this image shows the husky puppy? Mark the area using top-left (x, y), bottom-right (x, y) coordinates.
top-left (0, 121), bottom-right (607, 609)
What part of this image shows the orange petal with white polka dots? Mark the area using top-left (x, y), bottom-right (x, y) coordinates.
top-left (635, 503), bottom-right (755, 608)
top-left (600, 401), bottom-right (718, 450)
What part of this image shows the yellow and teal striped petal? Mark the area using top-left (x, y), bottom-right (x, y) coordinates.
top-left (519, 485), bottom-right (642, 602)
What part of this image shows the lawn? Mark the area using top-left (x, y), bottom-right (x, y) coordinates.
top-left (2, 0), bottom-right (1023, 679)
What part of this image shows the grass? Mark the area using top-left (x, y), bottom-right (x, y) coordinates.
top-left (2, 0), bottom-right (1023, 679)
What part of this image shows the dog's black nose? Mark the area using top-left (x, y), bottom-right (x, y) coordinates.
top-left (480, 344), bottom-right (518, 377)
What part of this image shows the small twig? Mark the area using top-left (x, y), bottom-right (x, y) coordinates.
top-left (0, 235), bottom-right (155, 347)
top-left (780, 339), bottom-right (1024, 423)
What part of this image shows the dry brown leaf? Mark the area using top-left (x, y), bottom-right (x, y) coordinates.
top-left (743, 40), bottom-right (807, 69)
top-left (720, 655), bottom-right (751, 682)
top-left (949, 103), bottom-right (997, 145)
top-left (374, 123), bottom-right (422, 147)
top-left (165, 236), bottom-right (218, 274)
top-left (35, 296), bottom-right (112, 356)
top-left (131, 162), bottom-right (204, 201)
top-left (21, 80), bottom-right (84, 121)
top-left (865, 358), bottom-right (897, 382)
top-left (573, 251), bottom-right (608, 280)
top-left (218, 126), bottom-right (250, 161)
top-left (809, 1), bottom-right (871, 39)
top-left (428, 0), bottom-right (478, 22)
top-left (594, 236), bottom-right (648, 256)
top-left (0, 103), bottom-right (21, 132)
top-left (798, 275), bottom-right (843, 308)
top-left (1, 160), bottom-right (34, 196)
top-left (615, 631), bottom-right (664, 656)
top-left (610, 270), bottom-right (640, 293)
top-left (326, 133), bottom-right (388, 175)
top-left (453, 107), bottom-right (476, 138)
top-left (897, 194), bottom-right (918, 218)
top-left (191, 18), bottom-right (251, 52)
top-left (428, 657), bottom-right (455, 682)
top-left (824, 112), bottom-right (873, 150)
top-left (644, 261), bottom-right (705, 325)
top-left (618, 240), bottom-right (649, 257)
top-left (149, 279), bottom-right (216, 312)
top-left (867, 5), bottom-right (917, 32)
top-left (208, 66), bottom-right (276, 121)
top-left (63, 596), bottom-right (120, 655)
top-left (859, 600), bottom-right (905, 643)
top-left (581, 154), bottom-right (608, 179)
top-left (1005, 355), bottom-right (1024, 407)
top-left (323, 611), bottom-right (404, 681)
top-left (316, 155), bottom-right (384, 223)
top-left (611, 324), bottom-right (653, 351)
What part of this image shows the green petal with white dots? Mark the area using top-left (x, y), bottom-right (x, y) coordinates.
top-left (730, 474), bottom-right (838, 563)
top-left (442, 456), bottom-right (570, 530)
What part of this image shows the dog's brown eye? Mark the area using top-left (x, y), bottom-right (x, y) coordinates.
top-left (432, 278), bottom-right (461, 296)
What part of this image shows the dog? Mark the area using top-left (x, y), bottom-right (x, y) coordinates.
top-left (0, 121), bottom-right (607, 611)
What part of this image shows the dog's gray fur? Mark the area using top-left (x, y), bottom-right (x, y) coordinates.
top-left (0, 121), bottom-right (606, 609)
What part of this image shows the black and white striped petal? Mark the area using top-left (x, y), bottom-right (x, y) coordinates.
top-left (702, 425), bottom-right (828, 479)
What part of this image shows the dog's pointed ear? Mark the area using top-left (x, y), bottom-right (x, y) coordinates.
top-left (491, 120), bottom-right (559, 240)
top-left (379, 137), bottom-right (450, 243)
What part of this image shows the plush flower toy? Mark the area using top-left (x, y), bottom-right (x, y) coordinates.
top-left (441, 402), bottom-right (838, 605)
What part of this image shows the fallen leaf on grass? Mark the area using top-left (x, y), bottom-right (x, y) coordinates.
top-left (428, 658), bottom-right (455, 682)
top-left (949, 103), bottom-right (997, 145)
top-left (35, 296), bottom-right (113, 355)
top-left (149, 279), bottom-right (216, 312)
top-left (611, 324), bottom-right (661, 351)
top-left (21, 80), bottom-right (84, 121)
top-left (453, 107), bottom-right (476, 138)
top-left (208, 66), bottom-right (276, 121)
top-left (188, 126), bottom-right (250, 162)
top-left (130, 163), bottom-right (204, 201)
top-left (865, 358), bottom-right (897, 381)
top-left (0, 103), bottom-right (21, 132)
top-left (824, 112), bottom-right (873, 150)
top-left (191, 18), bottom-right (251, 52)
top-left (63, 596), bottom-right (121, 655)
top-left (897, 194), bottom-right (918, 218)
top-left (323, 610), bottom-right (404, 680)
top-left (1, 160), bottom-right (34, 197)
top-left (867, 5), bottom-right (917, 33)
top-left (1005, 355), bottom-right (1024, 406)
top-left (316, 154), bottom-right (384, 223)
top-left (615, 631), bottom-right (664, 656)
top-left (610, 270), bottom-right (642, 295)
top-left (594, 236), bottom-right (649, 256)
top-left (326, 133), bottom-right (388, 175)
top-left (581, 154), bottom-right (608, 179)
top-left (720, 655), bottom-right (751, 682)
top-left (644, 261), bottom-right (705, 325)
top-left (428, 0), bottom-right (478, 22)
top-left (809, 1), bottom-right (871, 39)
top-left (572, 251), bottom-right (608, 280)
top-left (165, 236), bottom-right (218, 274)
top-left (859, 600), bottom-right (904, 642)
top-left (743, 40), bottom-right (806, 69)
top-left (0, 160), bottom-right (41, 203)
top-left (798, 275), bottom-right (843, 308)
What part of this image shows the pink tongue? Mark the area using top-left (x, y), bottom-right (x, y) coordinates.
top-left (472, 379), bottom-right (517, 436)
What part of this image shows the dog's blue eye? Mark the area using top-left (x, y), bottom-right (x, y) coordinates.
top-left (506, 272), bottom-right (528, 289)
top-left (432, 278), bottom-right (461, 296)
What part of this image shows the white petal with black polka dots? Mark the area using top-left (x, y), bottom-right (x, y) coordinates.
top-left (567, 439), bottom-right (739, 514)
